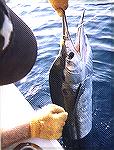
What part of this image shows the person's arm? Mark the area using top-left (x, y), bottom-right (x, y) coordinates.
top-left (1, 123), bottom-right (30, 149)
top-left (1, 104), bottom-right (68, 149)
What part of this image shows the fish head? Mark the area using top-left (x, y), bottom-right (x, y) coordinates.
top-left (64, 36), bottom-right (83, 74)
top-left (63, 10), bottom-right (91, 75)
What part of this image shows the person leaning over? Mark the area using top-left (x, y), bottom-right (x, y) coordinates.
top-left (0, 0), bottom-right (68, 149)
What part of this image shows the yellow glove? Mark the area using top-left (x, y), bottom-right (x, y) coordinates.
top-left (30, 104), bottom-right (68, 139)
top-left (48, 0), bottom-right (69, 16)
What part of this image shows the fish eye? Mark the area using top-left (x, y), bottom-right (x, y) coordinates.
top-left (68, 52), bottom-right (74, 59)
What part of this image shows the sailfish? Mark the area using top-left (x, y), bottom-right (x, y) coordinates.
top-left (49, 10), bottom-right (93, 143)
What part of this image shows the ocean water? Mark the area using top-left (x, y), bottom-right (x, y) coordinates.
top-left (7, 0), bottom-right (114, 150)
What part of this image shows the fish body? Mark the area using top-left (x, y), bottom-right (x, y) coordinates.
top-left (49, 10), bottom-right (93, 140)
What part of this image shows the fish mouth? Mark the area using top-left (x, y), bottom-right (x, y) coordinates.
top-left (61, 10), bottom-right (88, 73)
top-left (62, 10), bottom-right (86, 59)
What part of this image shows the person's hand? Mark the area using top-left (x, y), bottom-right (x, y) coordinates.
top-left (30, 104), bottom-right (68, 139)
top-left (48, 0), bottom-right (69, 16)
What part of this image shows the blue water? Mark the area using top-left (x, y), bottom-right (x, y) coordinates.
top-left (7, 0), bottom-right (114, 150)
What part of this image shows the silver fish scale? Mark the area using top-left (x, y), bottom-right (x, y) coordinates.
top-left (62, 66), bottom-right (92, 139)
top-left (75, 76), bottom-right (92, 139)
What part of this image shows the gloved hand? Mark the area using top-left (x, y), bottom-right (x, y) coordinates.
top-left (30, 104), bottom-right (68, 139)
top-left (48, 0), bottom-right (69, 16)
